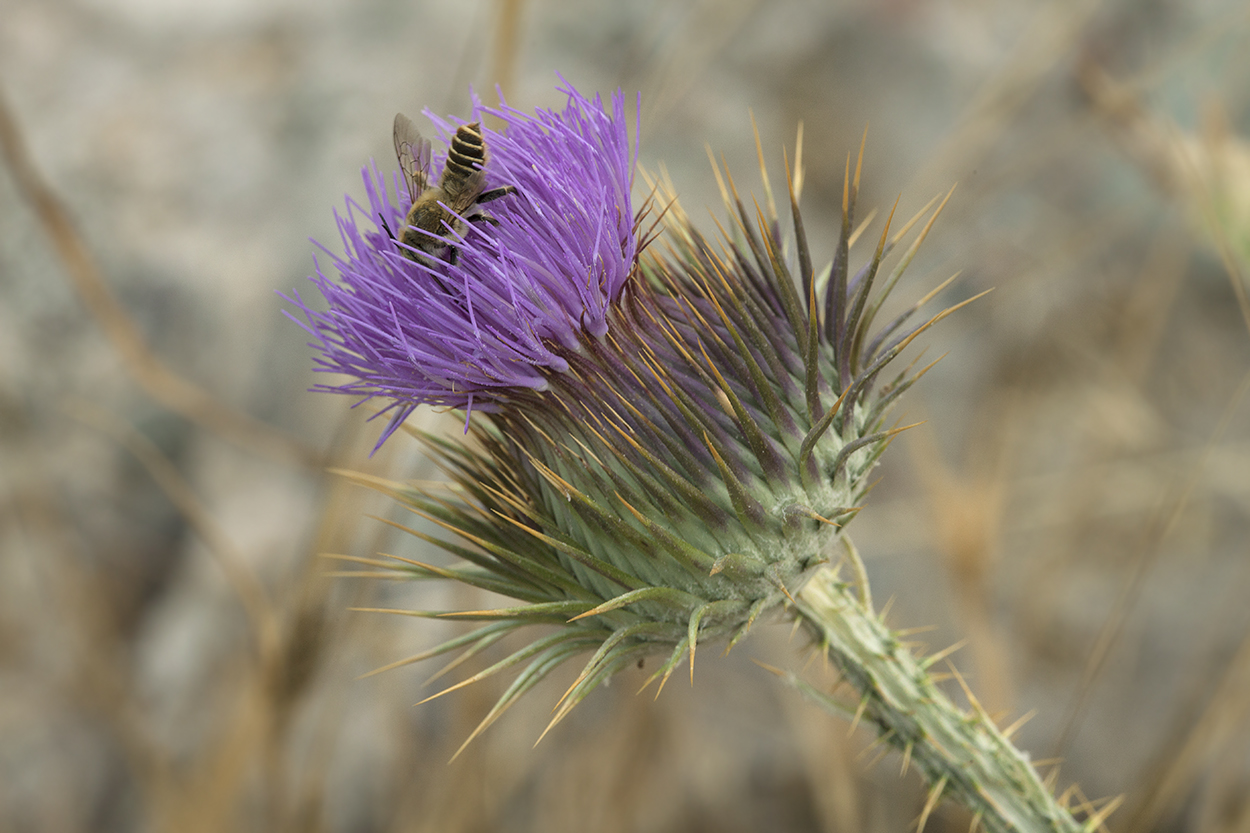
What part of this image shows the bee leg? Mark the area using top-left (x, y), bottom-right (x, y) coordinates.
top-left (467, 213), bottom-right (501, 228)
top-left (379, 213), bottom-right (397, 240)
top-left (449, 214), bottom-right (504, 265)
top-left (475, 185), bottom-right (516, 205)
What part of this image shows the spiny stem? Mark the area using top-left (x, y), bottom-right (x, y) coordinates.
top-left (792, 566), bottom-right (1086, 833)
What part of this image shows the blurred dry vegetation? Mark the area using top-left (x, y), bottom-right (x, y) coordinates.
top-left (2, 0), bottom-right (1249, 831)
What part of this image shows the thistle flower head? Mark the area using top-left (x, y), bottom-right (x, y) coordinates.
top-left (287, 82), bottom-right (638, 445)
top-left (305, 83), bottom-right (965, 752)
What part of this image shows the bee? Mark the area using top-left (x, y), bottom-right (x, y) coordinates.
top-left (390, 113), bottom-right (516, 266)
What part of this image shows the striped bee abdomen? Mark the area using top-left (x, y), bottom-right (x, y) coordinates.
top-left (445, 123), bottom-right (487, 177)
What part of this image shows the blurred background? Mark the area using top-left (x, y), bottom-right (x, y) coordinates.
top-left (2, 0), bottom-right (1249, 830)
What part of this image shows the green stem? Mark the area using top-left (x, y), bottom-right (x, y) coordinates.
top-left (792, 566), bottom-right (1084, 833)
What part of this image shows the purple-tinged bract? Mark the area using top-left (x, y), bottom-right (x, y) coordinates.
top-left (286, 83), bottom-right (638, 447)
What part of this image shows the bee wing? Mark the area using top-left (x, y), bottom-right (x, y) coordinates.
top-left (393, 112), bottom-right (432, 199)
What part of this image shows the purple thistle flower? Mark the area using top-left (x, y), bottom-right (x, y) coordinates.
top-left (286, 82), bottom-right (639, 447)
top-left (295, 80), bottom-right (1076, 832)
